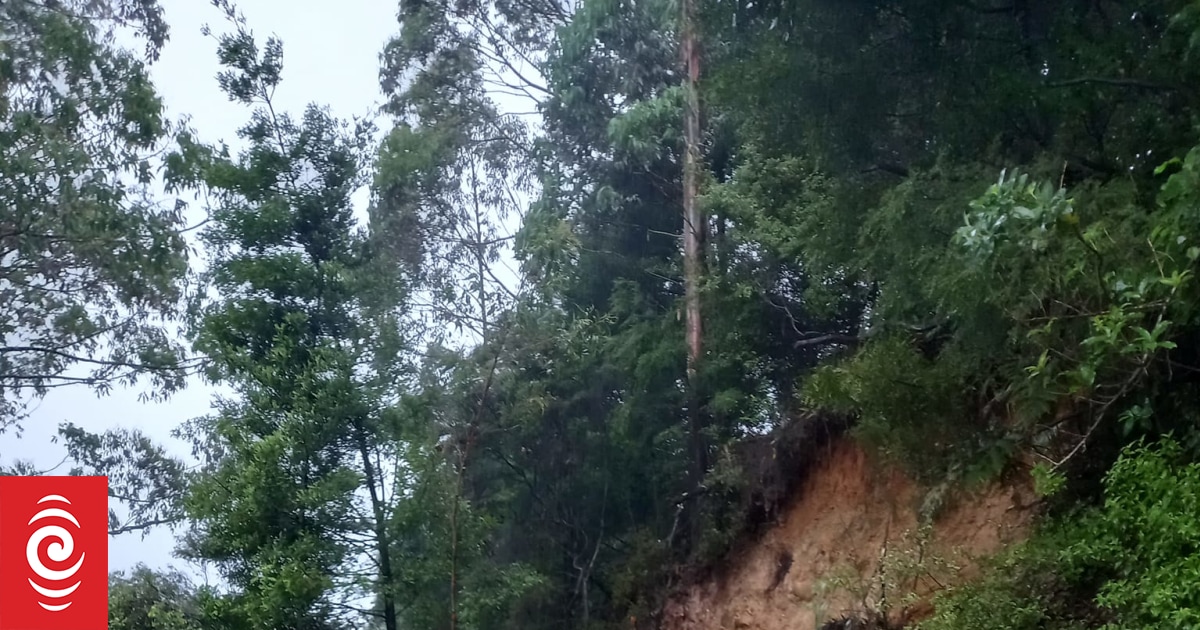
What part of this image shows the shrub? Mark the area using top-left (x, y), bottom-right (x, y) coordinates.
top-left (921, 436), bottom-right (1200, 630)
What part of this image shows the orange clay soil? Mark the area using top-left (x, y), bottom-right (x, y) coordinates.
top-left (661, 437), bottom-right (1038, 630)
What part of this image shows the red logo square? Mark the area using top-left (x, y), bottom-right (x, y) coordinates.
top-left (0, 476), bottom-right (108, 630)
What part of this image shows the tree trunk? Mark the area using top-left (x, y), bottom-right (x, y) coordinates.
top-left (681, 0), bottom-right (707, 549)
top-left (354, 426), bottom-right (398, 630)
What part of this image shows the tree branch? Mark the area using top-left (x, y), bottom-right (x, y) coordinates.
top-left (1046, 77), bottom-right (1176, 91)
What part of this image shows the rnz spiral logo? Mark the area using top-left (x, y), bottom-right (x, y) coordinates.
top-left (27, 494), bottom-right (87, 611)
top-left (0, 476), bottom-right (108, 630)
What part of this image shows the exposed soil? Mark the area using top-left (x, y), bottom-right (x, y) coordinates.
top-left (661, 437), bottom-right (1038, 630)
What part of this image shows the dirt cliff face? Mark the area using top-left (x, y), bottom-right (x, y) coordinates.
top-left (661, 437), bottom-right (1037, 630)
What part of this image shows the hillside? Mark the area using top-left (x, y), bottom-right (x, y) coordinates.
top-left (663, 436), bottom-right (1037, 630)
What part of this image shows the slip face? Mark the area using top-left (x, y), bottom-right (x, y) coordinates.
top-left (0, 476), bottom-right (108, 630)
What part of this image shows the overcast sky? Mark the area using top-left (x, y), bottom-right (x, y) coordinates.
top-left (0, 0), bottom-right (400, 579)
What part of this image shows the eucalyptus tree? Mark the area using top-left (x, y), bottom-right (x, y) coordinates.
top-left (375, 0), bottom-right (573, 344)
top-left (372, 4), bottom-right (576, 627)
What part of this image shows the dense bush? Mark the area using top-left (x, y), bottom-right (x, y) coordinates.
top-left (922, 436), bottom-right (1200, 630)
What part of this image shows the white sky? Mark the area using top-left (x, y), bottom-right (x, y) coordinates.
top-left (0, 0), bottom-right (401, 578)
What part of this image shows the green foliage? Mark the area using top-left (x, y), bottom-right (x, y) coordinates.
top-left (0, 0), bottom-right (194, 427)
top-left (158, 10), bottom-right (419, 630)
top-left (803, 335), bottom-right (988, 481)
top-left (695, 0), bottom-right (1200, 486)
top-left (1030, 463), bottom-right (1067, 498)
top-left (788, 143), bottom-right (1200, 482)
top-left (109, 565), bottom-right (206, 630)
top-left (923, 436), bottom-right (1200, 630)
top-left (608, 86), bottom-right (683, 169)
top-left (916, 538), bottom-right (1073, 630)
top-left (954, 167), bottom-right (1191, 423)
top-left (955, 171), bottom-right (1077, 258)
top-left (1070, 437), bottom-right (1200, 628)
top-left (607, 528), bottom-right (673, 622)
top-left (60, 422), bottom-right (190, 536)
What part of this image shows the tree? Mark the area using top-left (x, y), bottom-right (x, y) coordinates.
top-left (375, 0), bottom-right (564, 345)
top-left (679, 0), bottom-right (707, 548)
top-left (0, 0), bottom-right (197, 429)
top-left (61, 423), bottom-right (191, 537)
top-left (166, 8), bottom-right (412, 629)
top-left (109, 565), bottom-right (206, 630)
top-left (374, 4), bottom-right (573, 626)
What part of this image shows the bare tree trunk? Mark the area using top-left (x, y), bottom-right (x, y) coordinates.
top-left (681, 0), bottom-right (707, 549)
top-left (354, 427), bottom-right (398, 630)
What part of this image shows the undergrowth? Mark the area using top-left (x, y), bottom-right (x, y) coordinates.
top-left (920, 436), bottom-right (1200, 630)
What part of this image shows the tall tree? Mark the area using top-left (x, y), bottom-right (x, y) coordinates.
top-left (168, 8), bottom-right (412, 629)
top-left (679, 0), bottom-right (707, 543)
top-left (374, 3), bottom-right (571, 625)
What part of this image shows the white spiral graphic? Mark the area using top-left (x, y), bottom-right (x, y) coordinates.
top-left (26, 494), bottom-right (86, 612)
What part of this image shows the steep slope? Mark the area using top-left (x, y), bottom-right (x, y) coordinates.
top-left (662, 437), bottom-right (1038, 630)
